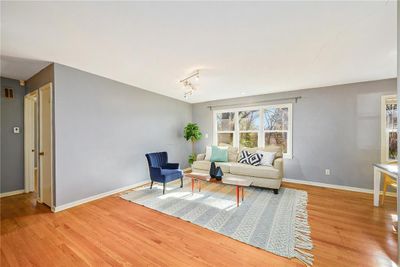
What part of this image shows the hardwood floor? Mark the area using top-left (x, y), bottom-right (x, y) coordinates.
top-left (0, 182), bottom-right (397, 266)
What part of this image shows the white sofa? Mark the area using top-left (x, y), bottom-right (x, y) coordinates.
top-left (192, 145), bottom-right (284, 193)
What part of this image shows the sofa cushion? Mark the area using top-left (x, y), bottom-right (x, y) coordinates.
top-left (257, 150), bottom-right (276, 166)
top-left (238, 150), bottom-right (263, 166)
top-left (192, 160), bottom-right (232, 173)
top-left (161, 169), bottom-right (183, 181)
top-left (263, 145), bottom-right (283, 158)
top-left (218, 143), bottom-right (239, 162)
top-left (204, 146), bottom-right (212, 161)
top-left (210, 146), bottom-right (228, 162)
top-left (241, 145), bottom-right (283, 159)
top-left (230, 163), bottom-right (280, 179)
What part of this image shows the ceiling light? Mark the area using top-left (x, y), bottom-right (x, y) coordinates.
top-left (180, 70), bottom-right (200, 99)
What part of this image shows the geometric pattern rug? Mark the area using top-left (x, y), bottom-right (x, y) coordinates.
top-left (121, 179), bottom-right (313, 265)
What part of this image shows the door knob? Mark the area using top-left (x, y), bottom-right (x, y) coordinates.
top-left (39, 152), bottom-right (44, 156)
top-left (32, 149), bottom-right (35, 152)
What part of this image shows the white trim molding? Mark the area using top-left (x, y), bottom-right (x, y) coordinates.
top-left (283, 178), bottom-right (397, 197)
top-left (52, 181), bottom-right (149, 212)
top-left (0, 189), bottom-right (25, 198)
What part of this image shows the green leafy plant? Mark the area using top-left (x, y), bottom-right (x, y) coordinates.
top-left (184, 123), bottom-right (203, 165)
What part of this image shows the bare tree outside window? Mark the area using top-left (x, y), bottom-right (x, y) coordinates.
top-left (264, 107), bottom-right (288, 153)
top-left (239, 110), bottom-right (259, 148)
top-left (217, 112), bottom-right (235, 131)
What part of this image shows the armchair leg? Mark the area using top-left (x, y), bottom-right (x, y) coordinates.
top-left (150, 181), bottom-right (153, 189)
top-left (163, 182), bottom-right (166, 194)
top-left (273, 189), bottom-right (279, 194)
top-left (180, 177), bottom-right (183, 188)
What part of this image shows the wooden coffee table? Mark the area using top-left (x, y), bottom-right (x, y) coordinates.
top-left (222, 177), bottom-right (252, 207)
top-left (185, 172), bottom-right (212, 193)
top-left (185, 172), bottom-right (252, 207)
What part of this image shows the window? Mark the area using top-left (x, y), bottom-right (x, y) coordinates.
top-left (264, 107), bottom-right (289, 153)
top-left (381, 95), bottom-right (397, 162)
top-left (214, 104), bottom-right (292, 158)
top-left (239, 110), bottom-right (259, 148)
top-left (216, 112), bottom-right (235, 146)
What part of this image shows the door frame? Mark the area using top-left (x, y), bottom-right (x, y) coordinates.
top-left (38, 83), bottom-right (54, 208)
top-left (24, 90), bottom-right (38, 193)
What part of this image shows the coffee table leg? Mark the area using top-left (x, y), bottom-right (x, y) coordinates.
top-left (199, 180), bottom-right (201, 192)
top-left (242, 187), bottom-right (244, 201)
top-left (191, 178), bottom-right (194, 193)
top-left (236, 185), bottom-right (239, 207)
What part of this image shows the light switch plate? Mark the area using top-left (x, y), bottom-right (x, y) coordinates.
top-left (325, 169), bottom-right (330, 175)
top-left (13, 127), bottom-right (20, 134)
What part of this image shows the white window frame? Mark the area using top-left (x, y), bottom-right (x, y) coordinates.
top-left (213, 103), bottom-right (293, 159)
top-left (381, 95), bottom-right (397, 163)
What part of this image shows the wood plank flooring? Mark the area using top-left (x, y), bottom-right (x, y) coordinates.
top-left (0, 182), bottom-right (397, 266)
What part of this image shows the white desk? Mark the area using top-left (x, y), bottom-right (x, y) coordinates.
top-left (373, 163), bottom-right (398, 206)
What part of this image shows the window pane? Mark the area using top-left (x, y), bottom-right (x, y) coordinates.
top-left (239, 110), bottom-right (259, 131)
top-left (218, 133), bottom-right (233, 146)
top-left (386, 104), bottom-right (397, 129)
top-left (240, 133), bottom-right (258, 148)
top-left (389, 132), bottom-right (397, 160)
top-left (217, 112), bottom-right (235, 131)
top-left (265, 132), bottom-right (287, 153)
top-left (264, 108), bottom-right (288, 130)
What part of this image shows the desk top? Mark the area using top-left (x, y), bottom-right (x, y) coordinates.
top-left (374, 163), bottom-right (398, 175)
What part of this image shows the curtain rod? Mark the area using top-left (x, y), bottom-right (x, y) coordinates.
top-left (207, 96), bottom-right (302, 110)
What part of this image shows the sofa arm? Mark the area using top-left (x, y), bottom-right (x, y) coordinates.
top-left (273, 158), bottom-right (284, 178)
top-left (196, 153), bottom-right (206, 161)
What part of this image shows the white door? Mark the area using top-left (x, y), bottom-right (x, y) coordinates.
top-left (39, 83), bottom-right (53, 207)
top-left (24, 93), bottom-right (36, 193)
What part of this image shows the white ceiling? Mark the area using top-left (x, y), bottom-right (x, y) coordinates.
top-left (1, 56), bottom-right (50, 81)
top-left (1, 1), bottom-right (397, 103)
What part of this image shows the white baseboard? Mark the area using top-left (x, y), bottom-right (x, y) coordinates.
top-left (283, 178), bottom-right (397, 197)
top-left (52, 181), bottom-right (149, 212)
top-left (0, 189), bottom-right (25, 198)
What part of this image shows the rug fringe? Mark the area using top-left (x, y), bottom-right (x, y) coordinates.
top-left (294, 192), bottom-right (314, 266)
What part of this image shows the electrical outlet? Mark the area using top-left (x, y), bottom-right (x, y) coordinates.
top-left (325, 169), bottom-right (331, 176)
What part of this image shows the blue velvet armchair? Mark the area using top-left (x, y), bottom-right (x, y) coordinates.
top-left (145, 152), bottom-right (183, 194)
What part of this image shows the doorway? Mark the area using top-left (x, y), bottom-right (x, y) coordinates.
top-left (24, 83), bottom-right (53, 208)
top-left (24, 90), bottom-right (38, 194)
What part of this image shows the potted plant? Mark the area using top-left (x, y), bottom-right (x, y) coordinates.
top-left (183, 123), bottom-right (202, 165)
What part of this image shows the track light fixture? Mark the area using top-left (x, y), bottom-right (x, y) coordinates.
top-left (180, 70), bottom-right (199, 99)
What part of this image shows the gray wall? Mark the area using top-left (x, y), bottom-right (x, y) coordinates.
top-left (1, 77), bottom-right (25, 193)
top-left (193, 78), bottom-right (396, 190)
top-left (53, 64), bottom-right (192, 206)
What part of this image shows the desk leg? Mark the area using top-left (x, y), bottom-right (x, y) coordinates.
top-left (373, 166), bottom-right (381, 207)
top-left (236, 186), bottom-right (239, 207)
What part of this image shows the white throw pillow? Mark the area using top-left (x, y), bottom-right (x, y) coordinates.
top-left (204, 146), bottom-right (212, 161)
top-left (257, 150), bottom-right (276, 166)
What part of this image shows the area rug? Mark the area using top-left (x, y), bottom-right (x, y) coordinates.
top-left (121, 180), bottom-right (313, 265)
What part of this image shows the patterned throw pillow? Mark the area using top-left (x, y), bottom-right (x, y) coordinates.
top-left (238, 150), bottom-right (263, 166)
